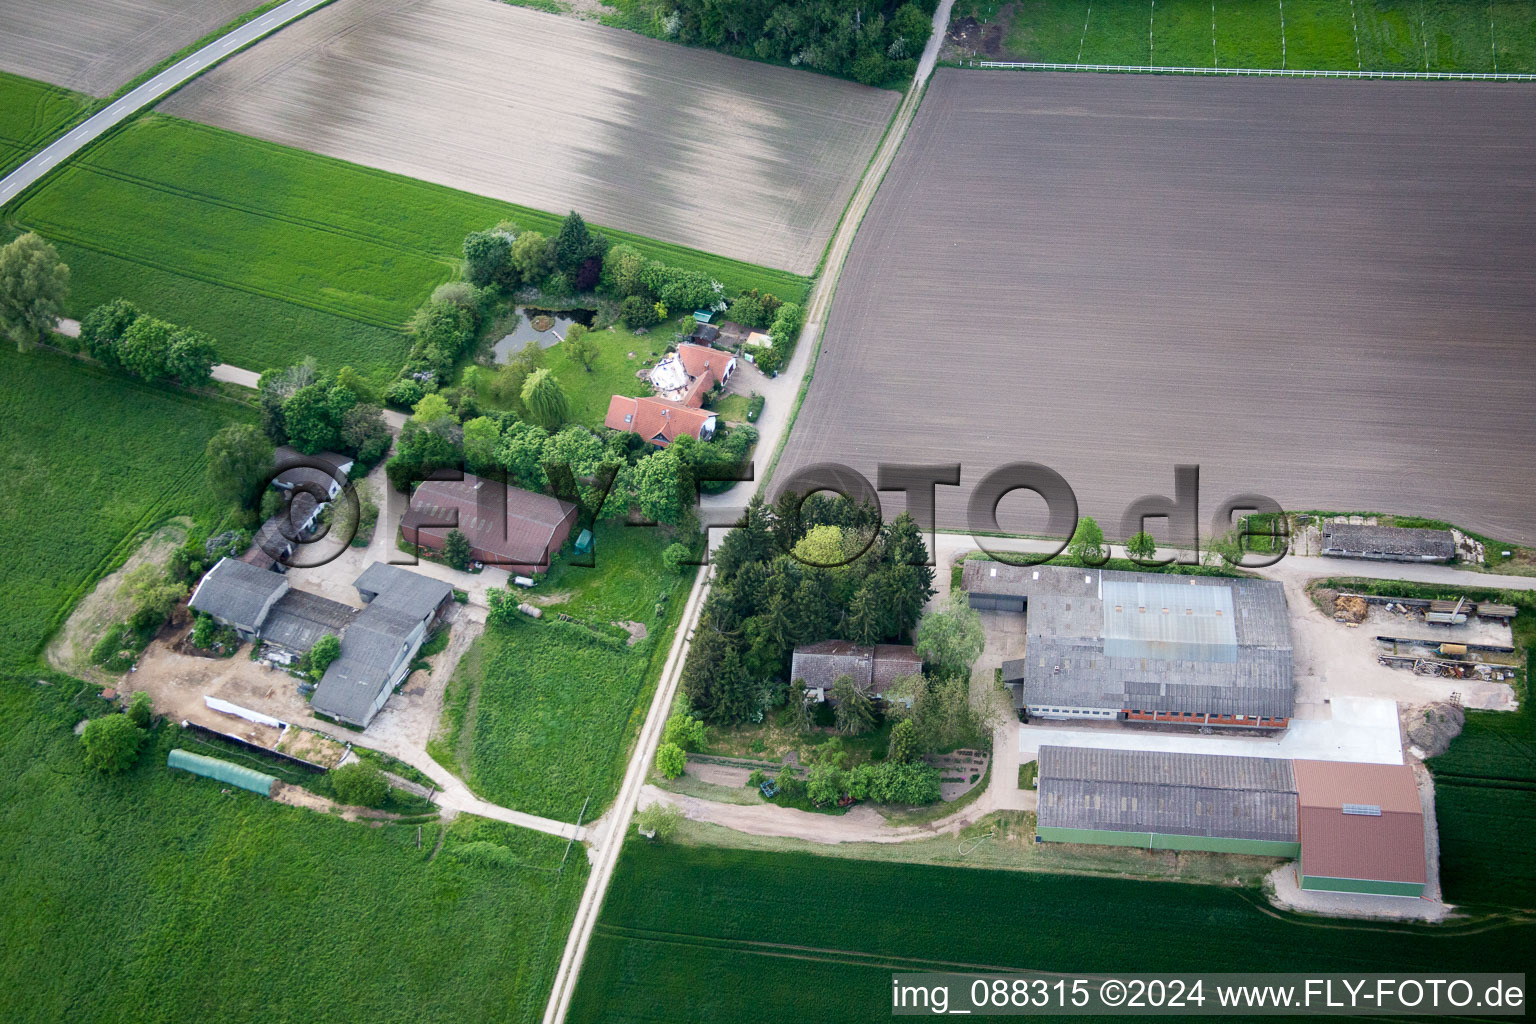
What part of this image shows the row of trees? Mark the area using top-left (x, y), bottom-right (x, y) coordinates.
top-left (74, 299), bottom-right (218, 386)
top-left (629, 0), bottom-right (935, 86)
top-left (681, 494), bottom-right (937, 723)
top-left (398, 391), bottom-right (757, 530)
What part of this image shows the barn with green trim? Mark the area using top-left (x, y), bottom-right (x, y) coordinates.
top-left (1035, 746), bottom-right (1300, 857)
top-left (1036, 746), bottom-right (1428, 898)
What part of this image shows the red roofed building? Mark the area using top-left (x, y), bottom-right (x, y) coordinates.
top-left (1293, 760), bottom-right (1427, 898)
top-left (605, 395), bottom-right (717, 447)
top-left (401, 475), bottom-right (578, 573)
top-left (676, 343), bottom-right (735, 406)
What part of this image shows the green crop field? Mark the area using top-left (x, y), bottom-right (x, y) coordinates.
top-left (0, 681), bottom-right (586, 1024)
top-left (0, 350), bottom-right (586, 1020)
top-left (434, 526), bottom-right (690, 820)
top-left (0, 72), bottom-right (92, 175)
top-left (8, 116), bottom-right (807, 383)
top-left (954, 0), bottom-right (1536, 72)
top-left (570, 841), bottom-right (1536, 1021)
top-left (0, 346), bottom-right (245, 670)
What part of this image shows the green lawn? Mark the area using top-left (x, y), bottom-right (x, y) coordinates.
top-left (474, 318), bottom-right (679, 430)
top-left (9, 115), bottom-right (807, 384)
top-left (956, 0), bottom-right (1536, 71)
top-left (0, 72), bottom-right (93, 175)
top-left (0, 346), bottom-right (246, 670)
top-left (0, 681), bottom-right (586, 1024)
top-left (569, 841), bottom-right (1535, 1021)
top-left (434, 526), bottom-right (691, 820)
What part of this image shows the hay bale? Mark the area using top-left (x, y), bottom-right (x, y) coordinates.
top-left (1334, 594), bottom-right (1368, 623)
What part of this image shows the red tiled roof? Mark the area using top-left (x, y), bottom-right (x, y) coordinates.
top-left (604, 395), bottom-right (715, 446)
top-left (1293, 760), bottom-right (1426, 885)
top-left (678, 343), bottom-right (733, 381)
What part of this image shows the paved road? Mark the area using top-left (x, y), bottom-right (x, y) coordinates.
top-left (930, 531), bottom-right (1536, 592)
top-left (543, 8), bottom-right (957, 1021)
top-left (541, 563), bottom-right (711, 1024)
top-left (0, 0), bottom-right (331, 209)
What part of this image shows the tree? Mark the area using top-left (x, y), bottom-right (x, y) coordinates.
top-left (846, 583), bottom-right (883, 645)
top-left (462, 416), bottom-right (501, 474)
top-left (127, 691), bottom-right (154, 728)
top-left (80, 714), bottom-right (143, 774)
top-left (510, 230), bottom-right (553, 285)
top-left (806, 761), bottom-right (846, 805)
top-left (655, 741), bottom-right (686, 779)
top-left (601, 242), bottom-right (647, 297)
top-left (663, 708), bottom-right (707, 751)
top-left (553, 211), bottom-right (603, 273)
top-left (307, 633), bottom-right (341, 678)
top-left (633, 448), bottom-right (690, 526)
top-left (562, 322), bottom-right (598, 371)
top-left (341, 403), bottom-right (392, 465)
top-left (282, 382), bottom-right (345, 453)
top-left (912, 676), bottom-right (981, 753)
top-left (330, 761), bottom-right (388, 807)
top-left (634, 801), bottom-right (683, 841)
top-left (463, 229), bottom-right (512, 287)
top-left (1068, 515), bottom-right (1107, 565)
top-left (1126, 529), bottom-right (1158, 563)
top-left (520, 368), bottom-right (569, 430)
top-left (411, 392), bottom-right (454, 429)
top-left (888, 718), bottom-right (918, 763)
top-left (0, 232), bottom-right (69, 351)
top-left (206, 424), bottom-right (275, 508)
top-left (831, 675), bottom-right (877, 736)
top-left (117, 315), bottom-right (175, 380)
top-left (442, 528), bottom-right (472, 571)
top-left (165, 326), bottom-right (217, 384)
top-left (122, 564), bottom-right (188, 633)
top-left (78, 297), bottom-right (141, 365)
top-left (914, 589), bottom-right (985, 680)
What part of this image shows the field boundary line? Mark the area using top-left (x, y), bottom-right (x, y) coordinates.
top-left (66, 157), bottom-right (465, 265)
top-left (965, 60), bottom-right (1536, 80)
top-left (15, 221), bottom-right (411, 330)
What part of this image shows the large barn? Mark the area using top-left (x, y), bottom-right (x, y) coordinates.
top-left (964, 563), bottom-right (1294, 729)
top-left (1035, 746), bottom-right (1427, 897)
top-left (401, 474), bottom-right (578, 575)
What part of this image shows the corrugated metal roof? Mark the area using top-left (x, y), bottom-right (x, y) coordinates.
top-left (969, 564), bottom-right (1293, 719)
top-left (1036, 746), bottom-right (1298, 843)
top-left (1321, 524), bottom-right (1455, 560)
top-left (167, 749), bottom-right (276, 796)
top-left (188, 557), bottom-right (287, 632)
top-left (259, 590), bottom-right (356, 651)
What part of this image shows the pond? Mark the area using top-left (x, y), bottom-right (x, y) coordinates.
top-left (491, 307), bottom-right (597, 362)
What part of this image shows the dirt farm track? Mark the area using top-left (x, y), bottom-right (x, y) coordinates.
top-left (157, 0), bottom-right (898, 275)
top-left (776, 70), bottom-right (1536, 545)
top-left (0, 0), bottom-right (258, 97)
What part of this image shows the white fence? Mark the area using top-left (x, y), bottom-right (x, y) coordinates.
top-left (965, 60), bottom-right (1536, 81)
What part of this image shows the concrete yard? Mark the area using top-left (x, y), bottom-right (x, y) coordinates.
top-left (0, 0), bottom-right (257, 96)
top-left (158, 0), bottom-right (899, 275)
top-left (1017, 696), bottom-right (1405, 765)
top-left (774, 69), bottom-right (1536, 545)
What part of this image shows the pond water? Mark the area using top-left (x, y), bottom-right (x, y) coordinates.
top-left (491, 307), bottom-right (597, 362)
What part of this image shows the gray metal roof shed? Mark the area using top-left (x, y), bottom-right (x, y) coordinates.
top-left (188, 557), bottom-right (288, 634)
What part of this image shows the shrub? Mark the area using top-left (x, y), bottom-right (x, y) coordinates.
top-left (442, 529), bottom-right (473, 571)
top-left (662, 712), bottom-right (706, 752)
top-left (634, 802), bottom-right (683, 841)
top-left (385, 378), bottom-right (426, 409)
top-left (330, 761), bottom-right (389, 807)
top-left (80, 714), bottom-right (143, 774)
top-left (655, 742), bottom-right (686, 779)
top-left (621, 295), bottom-right (661, 329)
top-left (661, 542), bottom-right (691, 575)
top-left (126, 691), bottom-right (153, 728)
top-left (307, 633), bottom-right (341, 679)
top-left (746, 393), bottom-right (764, 421)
